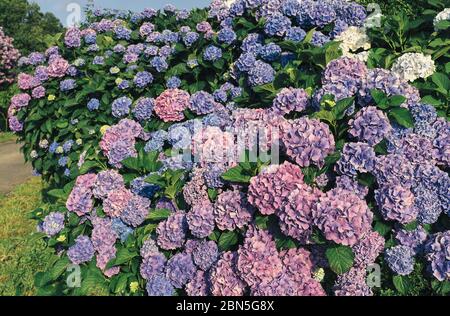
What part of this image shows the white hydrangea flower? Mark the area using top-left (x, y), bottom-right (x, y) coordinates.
top-left (391, 53), bottom-right (436, 82)
top-left (334, 26), bottom-right (371, 62)
top-left (434, 8), bottom-right (450, 30)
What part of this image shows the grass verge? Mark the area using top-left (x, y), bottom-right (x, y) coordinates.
top-left (0, 177), bottom-right (56, 295)
top-left (0, 132), bottom-right (16, 144)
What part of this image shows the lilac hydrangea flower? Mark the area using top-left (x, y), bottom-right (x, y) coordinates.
top-left (146, 274), bottom-right (174, 296)
top-left (133, 97), bottom-right (154, 121)
top-left (396, 226), bottom-right (428, 254)
top-left (385, 245), bottom-right (415, 276)
top-left (336, 142), bottom-right (376, 176)
top-left (67, 235), bottom-right (95, 265)
top-left (111, 96), bottom-right (132, 118)
top-left (156, 211), bottom-right (188, 250)
top-left (42, 212), bottom-right (65, 236)
top-left (214, 189), bottom-right (254, 231)
top-left (187, 200), bottom-right (215, 239)
top-left (165, 252), bottom-right (196, 288)
top-left (282, 118), bottom-right (335, 168)
top-left (375, 184), bottom-right (417, 224)
top-left (425, 231), bottom-right (449, 281)
top-left (315, 188), bottom-right (373, 246)
top-left (210, 251), bottom-right (247, 296)
top-left (192, 240), bottom-right (219, 271)
top-left (349, 106), bottom-right (392, 146)
top-left (140, 252), bottom-right (167, 280)
top-left (271, 87), bottom-right (309, 115)
top-left (203, 45), bottom-right (222, 62)
top-left (189, 91), bottom-right (218, 115)
top-left (248, 61), bottom-right (275, 86)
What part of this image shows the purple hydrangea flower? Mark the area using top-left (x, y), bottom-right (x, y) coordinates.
top-left (42, 212), bottom-right (65, 236)
top-left (192, 240), bottom-right (219, 271)
top-left (187, 200), bottom-right (215, 238)
top-left (272, 87), bottom-right (309, 115)
top-left (146, 274), bottom-right (174, 296)
top-left (375, 184), bottom-right (417, 224)
top-left (315, 188), bottom-right (373, 246)
top-left (165, 252), bottom-right (196, 288)
top-left (336, 142), bottom-right (376, 176)
top-left (425, 231), bottom-right (450, 281)
top-left (156, 211), bottom-right (187, 250)
top-left (385, 245), bottom-right (415, 276)
top-left (248, 61), bottom-right (275, 86)
top-left (189, 91), bottom-right (218, 115)
top-left (282, 118), bottom-right (335, 168)
top-left (134, 71), bottom-right (153, 88)
top-left (67, 235), bottom-right (95, 265)
top-left (264, 12), bottom-right (291, 36)
top-left (140, 252), bottom-right (167, 280)
top-left (349, 106), bottom-right (392, 146)
top-left (203, 45), bottom-right (222, 62)
top-left (87, 98), bottom-right (100, 111)
top-left (120, 194), bottom-right (150, 227)
top-left (112, 96), bottom-right (132, 118)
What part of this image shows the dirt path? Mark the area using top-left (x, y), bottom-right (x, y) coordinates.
top-left (0, 141), bottom-right (33, 194)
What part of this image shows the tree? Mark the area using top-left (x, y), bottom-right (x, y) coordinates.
top-left (0, 0), bottom-right (64, 55)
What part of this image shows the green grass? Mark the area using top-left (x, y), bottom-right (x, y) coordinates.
top-left (0, 177), bottom-right (56, 296)
top-left (0, 132), bottom-right (16, 144)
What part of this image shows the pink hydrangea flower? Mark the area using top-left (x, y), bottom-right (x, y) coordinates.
top-left (47, 57), bottom-right (70, 78)
top-left (154, 88), bottom-right (190, 122)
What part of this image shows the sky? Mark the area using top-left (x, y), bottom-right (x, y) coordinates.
top-left (30, 0), bottom-right (212, 26)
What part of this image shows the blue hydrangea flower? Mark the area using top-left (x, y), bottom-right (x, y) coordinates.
top-left (385, 245), bottom-right (415, 276)
top-left (203, 45), bottom-right (222, 62)
top-left (218, 27), bottom-right (237, 44)
top-left (236, 52), bottom-right (257, 73)
top-left (134, 71), bottom-right (153, 88)
top-left (285, 27), bottom-right (307, 42)
top-left (146, 274), bottom-right (174, 296)
top-left (112, 96), bottom-right (132, 118)
top-left (151, 56), bottom-right (168, 72)
top-left (144, 130), bottom-right (168, 152)
top-left (259, 43), bottom-right (282, 61)
top-left (60, 79), bottom-right (77, 92)
top-left (248, 61), bottom-right (275, 86)
top-left (264, 12), bottom-right (291, 36)
top-left (87, 98), bottom-right (100, 111)
top-left (133, 97), bottom-right (154, 121)
top-left (167, 76), bottom-right (181, 89)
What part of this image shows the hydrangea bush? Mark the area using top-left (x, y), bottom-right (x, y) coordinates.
top-left (8, 0), bottom-right (450, 296)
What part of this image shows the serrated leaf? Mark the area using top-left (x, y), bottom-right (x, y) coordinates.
top-left (393, 275), bottom-right (410, 295)
top-left (148, 208), bottom-right (171, 221)
top-left (389, 95), bottom-right (406, 107)
top-left (326, 245), bottom-right (354, 274)
top-left (432, 73), bottom-right (450, 92)
top-left (218, 231), bottom-right (238, 251)
top-left (221, 165), bottom-right (251, 183)
top-left (389, 107), bottom-right (414, 128)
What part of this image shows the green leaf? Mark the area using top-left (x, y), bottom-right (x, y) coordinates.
top-left (326, 245), bottom-right (354, 275)
top-left (393, 275), bottom-right (410, 295)
top-left (221, 165), bottom-right (251, 183)
top-left (78, 160), bottom-right (101, 174)
top-left (49, 257), bottom-right (70, 281)
top-left (111, 248), bottom-right (138, 267)
top-left (303, 28), bottom-right (316, 44)
top-left (255, 215), bottom-right (270, 229)
top-left (421, 95), bottom-right (441, 106)
top-left (389, 107), bottom-right (414, 128)
top-left (389, 95), bottom-right (406, 107)
top-left (47, 189), bottom-right (68, 200)
top-left (370, 89), bottom-right (389, 109)
top-left (332, 97), bottom-right (354, 120)
top-left (218, 231), bottom-right (239, 251)
top-left (148, 208), bottom-right (172, 221)
top-left (374, 220), bottom-right (392, 237)
top-left (432, 73), bottom-right (450, 92)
